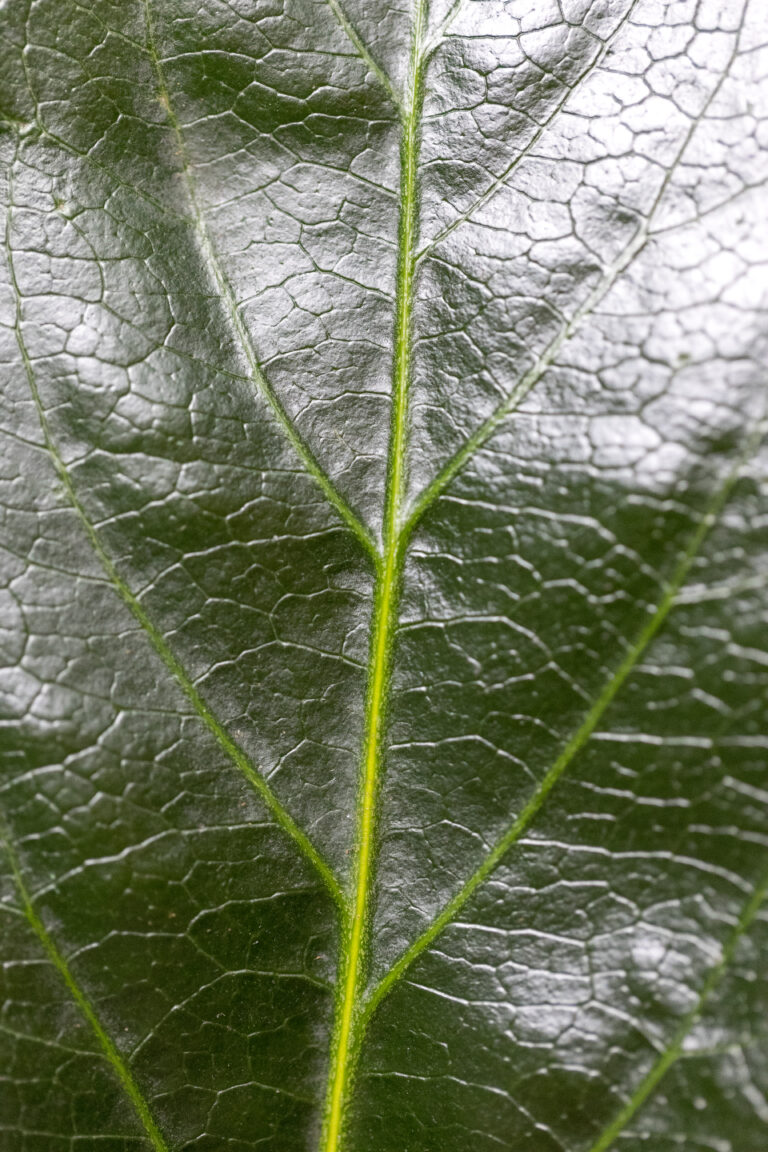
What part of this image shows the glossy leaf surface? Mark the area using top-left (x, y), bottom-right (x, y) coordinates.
top-left (1, 1), bottom-right (767, 1150)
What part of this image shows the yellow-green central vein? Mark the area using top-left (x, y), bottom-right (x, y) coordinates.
top-left (321, 4), bottom-right (427, 1148)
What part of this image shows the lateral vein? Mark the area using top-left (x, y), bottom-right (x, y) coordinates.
top-left (586, 866), bottom-right (768, 1152)
top-left (404, 1), bottom-right (747, 534)
top-left (5, 183), bottom-right (344, 912)
top-left (320, 2), bottom-right (428, 1147)
top-left (417, 0), bottom-right (643, 261)
top-left (364, 430), bottom-right (760, 1018)
top-left (325, 0), bottom-right (404, 115)
top-left (0, 830), bottom-right (169, 1152)
top-left (143, 0), bottom-right (379, 566)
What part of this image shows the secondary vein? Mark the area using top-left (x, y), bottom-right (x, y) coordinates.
top-left (5, 180), bottom-right (343, 913)
top-left (416, 0), bottom-right (643, 262)
top-left (586, 865), bottom-right (768, 1152)
top-left (404, 0), bottom-right (748, 536)
top-left (142, 0), bottom-right (379, 566)
top-left (0, 830), bottom-right (169, 1152)
top-left (320, 2), bottom-right (427, 1147)
top-left (364, 431), bottom-right (759, 1019)
top-left (325, 0), bottom-right (404, 115)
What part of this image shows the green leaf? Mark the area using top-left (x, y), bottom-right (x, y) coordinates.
top-left (1, 1), bottom-right (767, 1150)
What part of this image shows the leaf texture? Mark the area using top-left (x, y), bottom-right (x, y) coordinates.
top-left (1, 1), bottom-right (767, 1150)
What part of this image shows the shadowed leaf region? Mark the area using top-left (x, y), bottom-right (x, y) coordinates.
top-left (1, 1), bottom-right (767, 1151)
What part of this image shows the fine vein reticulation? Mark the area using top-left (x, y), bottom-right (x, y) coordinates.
top-left (586, 865), bottom-right (768, 1152)
top-left (319, 0), bottom-right (761, 1147)
top-left (404, 0), bottom-right (749, 537)
top-left (415, 0), bottom-right (644, 262)
top-left (143, 0), bottom-right (379, 567)
top-left (365, 426), bottom-right (763, 1020)
top-left (3, 1), bottom-right (763, 1150)
top-left (0, 830), bottom-right (170, 1152)
top-left (315, 0), bottom-right (763, 1148)
top-left (5, 162), bottom-right (343, 912)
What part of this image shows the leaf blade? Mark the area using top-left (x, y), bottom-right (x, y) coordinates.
top-left (1, 1), bottom-right (767, 1149)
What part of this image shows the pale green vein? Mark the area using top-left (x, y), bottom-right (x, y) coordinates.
top-left (417, 0), bottom-right (643, 261)
top-left (320, 2), bottom-right (428, 1148)
top-left (0, 830), bottom-right (169, 1152)
top-left (404, 226), bottom-right (647, 534)
top-left (404, 0), bottom-right (748, 535)
top-left (364, 431), bottom-right (759, 1020)
top-left (587, 866), bottom-right (768, 1152)
top-left (426, 0), bottom-right (466, 49)
top-left (5, 191), bottom-right (343, 913)
top-left (142, 0), bottom-right (379, 566)
top-left (325, 0), bottom-right (404, 115)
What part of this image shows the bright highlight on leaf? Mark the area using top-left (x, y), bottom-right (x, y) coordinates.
top-left (1, 1), bottom-right (767, 1150)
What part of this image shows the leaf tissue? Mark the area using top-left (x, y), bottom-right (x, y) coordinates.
top-left (1, 0), bottom-right (767, 1149)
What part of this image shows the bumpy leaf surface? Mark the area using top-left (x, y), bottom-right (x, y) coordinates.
top-left (1, 1), bottom-right (767, 1149)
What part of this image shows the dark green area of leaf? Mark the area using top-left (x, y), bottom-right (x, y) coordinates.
top-left (1, 1), bottom-right (767, 1151)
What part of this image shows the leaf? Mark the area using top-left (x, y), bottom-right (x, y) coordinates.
top-left (0, 1), bottom-right (767, 1150)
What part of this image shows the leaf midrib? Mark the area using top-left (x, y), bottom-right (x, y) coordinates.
top-left (2, 3), bottom-right (761, 1150)
top-left (319, 1), bottom-right (428, 1146)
